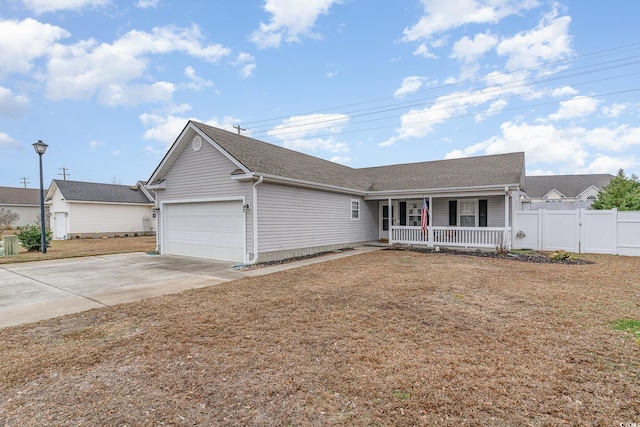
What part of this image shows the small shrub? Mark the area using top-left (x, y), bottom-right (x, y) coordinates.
top-left (549, 250), bottom-right (575, 261)
top-left (17, 224), bottom-right (52, 252)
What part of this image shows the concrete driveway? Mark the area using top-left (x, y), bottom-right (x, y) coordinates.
top-left (0, 252), bottom-right (247, 328)
top-left (0, 247), bottom-right (380, 328)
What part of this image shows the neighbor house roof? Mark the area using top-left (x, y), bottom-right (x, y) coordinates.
top-left (46, 180), bottom-right (155, 204)
top-left (0, 186), bottom-right (42, 206)
top-left (524, 174), bottom-right (614, 198)
top-left (148, 121), bottom-right (526, 194)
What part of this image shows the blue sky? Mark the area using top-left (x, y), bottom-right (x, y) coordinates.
top-left (1, 0), bottom-right (640, 188)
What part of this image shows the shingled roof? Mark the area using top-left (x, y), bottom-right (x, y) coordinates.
top-left (525, 174), bottom-right (614, 198)
top-left (149, 121), bottom-right (526, 193)
top-left (49, 180), bottom-right (154, 204)
top-left (0, 186), bottom-right (42, 206)
top-left (192, 122), bottom-right (373, 191)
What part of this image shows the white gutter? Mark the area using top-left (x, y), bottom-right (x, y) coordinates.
top-left (365, 183), bottom-right (522, 199)
top-left (244, 176), bottom-right (264, 265)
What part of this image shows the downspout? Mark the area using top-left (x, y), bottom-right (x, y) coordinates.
top-left (245, 176), bottom-right (264, 265)
top-left (152, 189), bottom-right (160, 253)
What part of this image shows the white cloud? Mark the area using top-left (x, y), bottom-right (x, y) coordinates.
top-left (547, 96), bottom-right (598, 121)
top-left (100, 81), bottom-right (175, 106)
top-left (451, 32), bottom-right (498, 64)
top-left (0, 132), bottom-right (20, 149)
top-left (403, 0), bottom-right (539, 55)
top-left (250, 0), bottom-right (342, 48)
top-left (234, 52), bottom-right (256, 78)
top-left (584, 155), bottom-right (638, 174)
top-left (601, 103), bottom-right (628, 118)
top-left (475, 99), bottom-right (508, 122)
top-left (268, 113), bottom-right (350, 155)
top-left (184, 66), bottom-right (213, 90)
top-left (550, 86), bottom-right (578, 97)
top-left (496, 8), bottom-right (573, 71)
top-left (89, 139), bottom-right (104, 150)
top-left (136, 0), bottom-right (159, 8)
top-left (0, 18), bottom-right (69, 76)
top-left (394, 76), bottom-right (428, 97)
top-left (446, 120), bottom-right (640, 173)
top-left (382, 74), bottom-right (530, 146)
top-left (140, 113), bottom-right (240, 146)
top-left (21, 0), bottom-right (109, 14)
top-left (0, 87), bottom-right (30, 118)
top-left (45, 25), bottom-right (231, 105)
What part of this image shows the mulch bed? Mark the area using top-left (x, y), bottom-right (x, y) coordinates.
top-left (389, 245), bottom-right (594, 264)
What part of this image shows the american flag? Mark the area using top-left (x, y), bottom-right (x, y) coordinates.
top-left (421, 197), bottom-right (428, 234)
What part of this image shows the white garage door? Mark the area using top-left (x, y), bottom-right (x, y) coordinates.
top-left (163, 201), bottom-right (244, 262)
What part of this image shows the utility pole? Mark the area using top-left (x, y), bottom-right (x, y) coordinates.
top-left (19, 177), bottom-right (30, 188)
top-left (58, 167), bottom-right (70, 180)
top-left (233, 124), bottom-right (246, 135)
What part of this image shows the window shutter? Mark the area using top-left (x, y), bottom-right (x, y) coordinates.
top-left (399, 202), bottom-right (407, 226)
top-left (479, 199), bottom-right (488, 227)
top-left (449, 200), bottom-right (457, 226)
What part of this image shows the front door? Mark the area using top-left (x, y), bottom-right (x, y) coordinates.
top-left (378, 202), bottom-right (396, 241)
top-left (54, 212), bottom-right (66, 240)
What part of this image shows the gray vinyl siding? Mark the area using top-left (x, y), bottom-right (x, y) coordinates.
top-left (156, 140), bottom-right (254, 255)
top-left (257, 183), bottom-right (377, 254)
top-left (431, 195), bottom-right (505, 227)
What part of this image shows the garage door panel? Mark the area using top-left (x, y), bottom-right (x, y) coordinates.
top-left (163, 201), bottom-right (244, 262)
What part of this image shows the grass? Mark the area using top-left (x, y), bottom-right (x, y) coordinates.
top-left (613, 318), bottom-right (640, 343)
top-left (0, 235), bottom-right (156, 264)
top-left (1, 250), bottom-right (639, 426)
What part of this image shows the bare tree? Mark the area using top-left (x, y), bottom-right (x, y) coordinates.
top-left (0, 207), bottom-right (20, 231)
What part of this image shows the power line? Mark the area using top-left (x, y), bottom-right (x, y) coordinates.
top-left (19, 177), bottom-right (30, 188)
top-left (241, 41), bottom-right (640, 132)
top-left (259, 70), bottom-right (640, 140)
top-left (227, 41), bottom-right (640, 144)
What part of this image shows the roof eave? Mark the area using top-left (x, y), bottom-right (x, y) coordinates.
top-left (237, 172), bottom-right (368, 196)
top-left (364, 183), bottom-right (521, 200)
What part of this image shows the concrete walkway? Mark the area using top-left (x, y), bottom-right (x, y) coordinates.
top-left (0, 246), bottom-right (380, 328)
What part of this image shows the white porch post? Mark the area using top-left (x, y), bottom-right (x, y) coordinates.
top-left (504, 187), bottom-right (510, 249)
top-left (388, 197), bottom-right (393, 245)
top-left (428, 196), bottom-right (433, 247)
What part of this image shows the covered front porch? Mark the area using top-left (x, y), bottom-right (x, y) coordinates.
top-left (372, 190), bottom-right (513, 250)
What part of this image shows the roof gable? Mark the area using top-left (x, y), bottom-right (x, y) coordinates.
top-left (525, 174), bottom-right (614, 198)
top-left (48, 180), bottom-right (154, 204)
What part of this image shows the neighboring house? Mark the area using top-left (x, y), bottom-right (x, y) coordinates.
top-left (45, 180), bottom-right (156, 240)
top-left (522, 174), bottom-right (614, 210)
top-left (146, 121), bottom-right (525, 264)
top-left (0, 186), bottom-right (45, 228)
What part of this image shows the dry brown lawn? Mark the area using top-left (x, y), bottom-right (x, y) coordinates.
top-left (0, 235), bottom-right (156, 264)
top-left (1, 250), bottom-right (639, 426)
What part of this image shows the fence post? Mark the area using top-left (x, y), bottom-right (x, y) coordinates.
top-left (612, 208), bottom-right (618, 255)
top-left (538, 209), bottom-right (544, 250)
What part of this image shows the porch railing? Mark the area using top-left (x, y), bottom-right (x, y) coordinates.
top-left (391, 226), bottom-right (511, 249)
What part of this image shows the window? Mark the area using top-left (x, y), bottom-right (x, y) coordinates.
top-left (459, 200), bottom-right (477, 227)
top-left (351, 199), bottom-right (360, 220)
top-left (453, 199), bottom-right (488, 227)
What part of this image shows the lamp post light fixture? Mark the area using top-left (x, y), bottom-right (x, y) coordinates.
top-left (32, 140), bottom-right (48, 254)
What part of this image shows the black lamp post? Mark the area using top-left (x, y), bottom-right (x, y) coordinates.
top-left (32, 140), bottom-right (48, 254)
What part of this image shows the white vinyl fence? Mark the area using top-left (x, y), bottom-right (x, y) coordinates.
top-left (512, 208), bottom-right (640, 256)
